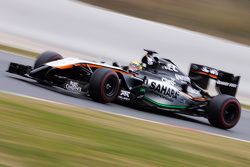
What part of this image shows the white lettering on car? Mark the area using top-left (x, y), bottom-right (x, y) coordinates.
top-left (120, 90), bottom-right (130, 97)
top-left (147, 79), bottom-right (180, 99)
top-left (65, 81), bottom-right (82, 92)
top-left (216, 80), bottom-right (237, 88)
top-left (162, 63), bottom-right (178, 72)
top-left (175, 74), bottom-right (190, 82)
top-left (161, 77), bottom-right (176, 86)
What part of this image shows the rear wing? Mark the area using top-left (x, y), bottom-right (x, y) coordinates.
top-left (189, 64), bottom-right (240, 96)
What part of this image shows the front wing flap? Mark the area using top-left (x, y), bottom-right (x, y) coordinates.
top-left (7, 62), bottom-right (33, 77)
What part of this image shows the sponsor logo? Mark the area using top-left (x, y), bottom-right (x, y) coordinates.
top-left (161, 77), bottom-right (176, 86)
top-left (118, 90), bottom-right (131, 101)
top-left (149, 81), bottom-right (179, 99)
top-left (216, 80), bottom-right (237, 88)
top-left (201, 66), bottom-right (218, 76)
top-left (162, 63), bottom-right (178, 72)
top-left (201, 66), bottom-right (210, 73)
top-left (65, 81), bottom-right (82, 92)
top-left (175, 74), bottom-right (190, 82)
top-left (120, 90), bottom-right (130, 98)
top-left (210, 69), bottom-right (218, 76)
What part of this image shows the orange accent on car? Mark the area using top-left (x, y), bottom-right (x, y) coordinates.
top-left (195, 71), bottom-right (218, 79)
top-left (87, 64), bottom-right (131, 75)
top-left (56, 65), bottom-right (74, 69)
top-left (181, 92), bottom-right (207, 101)
top-left (192, 97), bottom-right (207, 102)
top-left (55, 63), bottom-right (132, 75)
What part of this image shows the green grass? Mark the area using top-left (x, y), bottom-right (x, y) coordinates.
top-left (0, 44), bottom-right (38, 58)
top-left (241, 104), bottom-right (250, 111)
top-left (0, 93), bottom-right (249, 167)
top-left (80, 0), bottom-right (250, 46)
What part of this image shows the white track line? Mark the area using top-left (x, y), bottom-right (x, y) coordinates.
top-left (1, 90), bottom-right (249, 143)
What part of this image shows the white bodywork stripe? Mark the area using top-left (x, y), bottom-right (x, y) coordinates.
top-left (46, 57), bottom-right (124, 71)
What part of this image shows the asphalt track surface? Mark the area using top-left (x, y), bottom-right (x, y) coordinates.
top-left (1, 52), bottom-right (250, 142)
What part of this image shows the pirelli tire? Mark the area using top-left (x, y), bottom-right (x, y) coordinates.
top-left (89, 68), bottom-right (120, 103)
top-left (34, 51), bottom-right (63, 69)
top-left (208, 95), bottom-right (241, 129)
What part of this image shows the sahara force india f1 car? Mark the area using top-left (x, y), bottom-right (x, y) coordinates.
top-left (7, 50), bottom-right (241, 129)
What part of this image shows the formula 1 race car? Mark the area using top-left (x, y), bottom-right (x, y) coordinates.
top-left (7, 50), bottom-right (241, 129)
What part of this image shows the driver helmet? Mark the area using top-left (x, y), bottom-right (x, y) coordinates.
top-left (128, 61), bottom-right (142, 72)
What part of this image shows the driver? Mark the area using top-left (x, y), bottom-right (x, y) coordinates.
top-left (128, 61), bottom-right (142, 73)
top-left (119, 49), bottom-right (159, 73)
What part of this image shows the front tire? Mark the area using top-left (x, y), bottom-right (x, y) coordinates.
top-left (34, 51), bottom-right (63, 69)
top-left (89, 68), bottom-right (120, 103)
top-left (33, 51), bottom-right (63, 85)
top-left (208, 95), bottom-right (241, 129)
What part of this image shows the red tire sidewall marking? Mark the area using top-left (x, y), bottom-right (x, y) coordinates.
top-left (220, 99), bottom-right (240, 128)
top-left (100, 72), bottom-right (117, 102)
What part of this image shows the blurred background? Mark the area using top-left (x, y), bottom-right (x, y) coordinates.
top-left (81, 0), bottom-right (250, 45)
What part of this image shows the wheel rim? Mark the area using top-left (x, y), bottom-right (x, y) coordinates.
top-left (223, 103), bottom-right (238, 124)
top-left (104, 77), bottom-right (117, 97)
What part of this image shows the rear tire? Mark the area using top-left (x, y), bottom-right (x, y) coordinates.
top-left (208, 95), bottom-right (241, 129)
top-left (89, 68), bottom-right (120, 103)
top-left (34, 51), bottom-right (63, 69)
